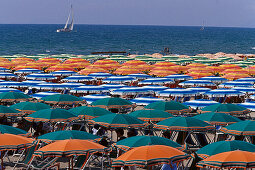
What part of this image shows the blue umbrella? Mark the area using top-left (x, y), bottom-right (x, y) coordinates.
top-left (112, 87), bottom-right (152, 95)
top-left (62, 75), bottom-right (94, 82)
top-left (235, 77), bottom-right (255, 83)
top-left (184, 99), bottom-right (219, 109)
top-left (232, 87), bottom-right (255, 94)
top-left (100, 84), bottom-right (127, 90)
top-left (26, 73), bottom-right (57, 80)
top-left (165, 74), bottom-right (192, 80)
top-left (238, 102), bottom-right (255, 111)
top-left (103, 76), bottom-right (135, 83)
top-left (60, 83), bottom-right (83, 89)
top-left (51, 70), bottom-right (77, 76)
top-left (33, 83), bottom-right (66, 90)
top-left (219, 81), bottom-right (253, 88)
top-left (187, 87), bottom-right (211, 94)
top-left (81, 94), bottom-right (111, 104)
top-left (158, 88), bottom-right (197, 97)
top-left (88, 72), bottom-right (113, 79)
top-left (130, 97), bottom-right (165, 106)
top-left (0, 72), bottom-right (17, 78)
top-left (199, 76), bottom-right (228, 83)
top-left (22, 80), bottom-right (46, 87)
top-left (0, 88), bottom-right (22, 93)
top-left (179, 80), bottom-right (216, 86)
top-left (14, 68), bottom-right (42, 74)
top-left (0, 67), bottom-right (10, 72)
top-left (127, 73), bottom-right (151, 79)
top-left (30, 91), bottom-right (61, 99)
top-left (0, 81), bottom-right (24, 88)
top-left (204, 89), bottom-right (243, 97)
top-left (142, 85), bottom-right (168, 92)
top-left (138, 78), bottom-right (174, 85)
top-left (70, 85), bottom-right (109, 93)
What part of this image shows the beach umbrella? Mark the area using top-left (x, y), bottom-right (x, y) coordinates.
top-left (41, 94), bottom-right (83, 104)
top-left (221, 120), bottom-right (255, 136)
top-left (136, 64), bottom-right (155, 71)
top-left (0, 62), bottom-right (13, 69)
top-left (115, 136), bottom-right (183, 151)
top-left (26, 73), bottom-right (57, 80)
top-left (145, 101), bottom-right (190, 114)
top-left (158, 88), bottom-right (197, 97)
top-left (199, 103), bottom-right (249, 115)
top-left (0, 105), bottom-right (22, 117)
top-left (0, 124), bottom-right (28, 136)
top-left (153, 61), bottom-right (176, 67)
top-left (14, 68), bottom-right (42, 74)
top-left (25, 108), bottom-right (78, 122)
top-left (199, 76), bottom-right (227, 83)
top-left (81, 94), bottom-right (111, 104)
top-left (193, 112), bottom-right (241, 125)
top-left (168, 65), bottom-right (188, 73)
top-left (69, 106), bottom-right (112, 119)
top-left (187, 72), bottom-right (213, 79)
top-left (239, 101), bottom-right (255, 111)
top-left (112, 87), bottom-right (152, 95)
top-left (129, 109), bottom-right (173, 121)
top-left (179, 80), bottom-right (216, 86)
top-left (188, 67), bottom-right (212, 73)
top-left (0, 134), bottom-right (34, 151)
top-left (232, 87), bottom-right (255, 94)
top-left (112, 145), bottom-right (189, 167)
top-left (141, 85), bottom-right (168, 92)
top-left (206, 66), bottom-right (224, 73)
top-left (204, 88), bottom-right (243, 97)
top-left (32, 83), bottom-right (70, 90)
top-left (0, 92), bottom-right (32, 102)
top-left (196, 140), bottom-right (255, 159)
top-left (220, 64), bottom-right (241, 69)
top-left (197, 151), bottom-right (255, 169)
top-left (127, 73), bottom-right (151, 79)
top-left (130, 97), bottom-right (164, 106)
top-left (38, 57), bottom-right (61, 63)
top-left (222, 73), bottom-right (250, 80)
top-left (46, 65), bottom-right (76, 72)
top-left (114, 67), bottom-right (142, 75)
top-left (221, 68), bottom-right (248, 75)
top-left (187, 87), bottom-right (211, 94)
top-left (100, 84), bottom-right (127, 90)
top-left (0, 72), bottom-right (17, 78)
top-left (0, 67), bottom-right (10, 72)
top-left (94, 59), bottom-right (118, 65)
top-left (122, 60), bottom-right (147, 66)
top-left (62, 75), bottom-right (94, 82)
top-left (92, 63), bottom-right (121, 70)
top-left (235, 77), bottom-right (255, 83)
top-left (70, 85), bottom-right (109, 93)
top-left (30, 91), bottom-right (61, 99)
top-left (155, 117), bottom-right (214, 131)
top-left (103, 76), bottom-right (135, 83)
top-left (149, 70), bottom-right (176, 77)
top-left (88, 113), bottom-right (145, 128)
top-left (12, 57), bottom-right (34, 63)
top-left (64, 58), bottom-right (89, 64)
top-left (10, 102), bottom-right (51, 114)
top-left (138, 78), bottom-right (174, 85)
top-left (87, 72), bottom-right (112, 79)
top-left (34, 139), bottom-right (105, 157)
top-left (187, 63), bottom-right (206, 68)
top-left (78, 66), bottom-right (108, 75)
top-left (0, 88), bottom-right (21, 93)
top-left (184, 99), bottom-right (218, 109)
top-left (50, 70), bottom-right (77, 76)
top-left (219, 81), bottom-right (253, 88)
top-left (69, 62), bottom-right (91, 69)
top-left (91, 97), bottom-right (134, 109)
top-left (0, 81), bottom-right (24, 88)
top-left (21, 80), bottom-right (46, 87)
top-left (165, 74), bottom-right (192, 81)
top-left (38, 130), bottom-right (100, 142)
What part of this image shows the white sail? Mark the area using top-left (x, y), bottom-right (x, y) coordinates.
top-left (69, 6), bottom-right (74, 31)
top-left (64, 9), bottom-right (71, 29)
top-left (57, 4), bottom-right (74, 32)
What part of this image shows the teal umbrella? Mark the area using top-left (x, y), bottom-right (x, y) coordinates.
top-left (196, 140), bottom-right (255, 159)
top-left (69, 106), bottom-right (112, 119)
top-left (0, 105), bottom-right (22, 117)
top-left (89, 113), bottom-right (144, 128)
top-left (10, 102), bottom-right (51, 114)
top-left (38, 130), bottom-right (100, 142)
top-left (24, 108), bottom-right (78, 122)
top-left (0, 92), bottom-right (32, 102)
top-left (115, 136), bottom-right (184, 151)
top-left (145, 101), bottom-right (190, 114)
top-left (221, 120), bottom-right (255, 136)
top-left (0, 124), bottom-right (28, 136)
top-left (193, 112), bottom-right (241, 125)
top-left (128, 109), bottom-right (173, 121)
top-left (154, 117), bottom-right (214, 131)
top-left (91, 97), bottom-right (134, 109)
top-left (41, 94), bottom-right (83, 104)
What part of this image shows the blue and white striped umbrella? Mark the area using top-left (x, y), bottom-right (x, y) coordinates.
top-left (235, 77), bottom-right (255, 83)
top-left (199, 76), bottom-right (228, 83)
top-left (26, 73), bottom-right (57, 80)
top-left (33, 83), bottom-right (66, 90)
top-left (14, 68), bottom-right (42, 74)
top-left (157, 88), bottom-right (197, 97)
top-left (127, 73), bottom-right (151, 79)
top-left (249, 94), bottom-right (255, 100)
top-left (138, 78), bottom-right (174, 85)
top-left (0, 81), bottom-right (24, 88)
top-left (103, 76), bottom-right (135, 83)
top-left (60, 82), bottom-right (84, 89)
top-left (130, 97), bottom-right (165, 106)
top-left (184, 99), bottom-right (219, 109)
top-left (62, 75), bottom-right (94, 82)
top-left (165, 74), bottom-right (192, 80)
top-left (30, 91), bottom-right (61, 99)
top-left (238, 102), bottom-right (255, 111)
top-left (70, 85), bottom-right (109, 93)
top-left (142, 85), bottom-right (168, 92)
top-left (219, 81), bottom-right (253, 88)
top-left (22, 80), bottom-right (46, 87)
top-left (179, 80), bottom-right (216, 86)
top-left (0, 67), bottom-right (10, 72)
top-left (232, 87), bottom-right (255, 94)
top-left (100, 84), bottom-right (127, 90)
top-left (88, 72), bottom-right (113, 79)
top-left (187, 87), bottom-right (211, 94)
top-left (0, 72), bottom-right (17, 78)
top-left (0, 88), bottom-right (22, 93)
top-left (51, 70), bottom-right (77, 76)
top-left (204, 88), bottom-right (243, 97)
top-left (111, 87), bottom-right (152, 95)
top-left (81, 94), bottom-right (111, 104)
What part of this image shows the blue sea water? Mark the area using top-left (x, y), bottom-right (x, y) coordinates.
top-left (0, 24), bottom-right (255, 56)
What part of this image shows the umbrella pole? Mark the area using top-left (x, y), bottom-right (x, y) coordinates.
top-left (71, 156), bottom-right (74, 170)
top-left (1, 151), bottom-right (3, 170)
top-left (68, 157), bottom-right (71, 170)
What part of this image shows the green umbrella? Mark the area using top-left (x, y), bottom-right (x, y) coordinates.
top-left (193, 112), bottom-right (241, 125)
top-left (154, 117), bottom-right (214, 131)
top-left (0, 124), bottom-right (28, 136)
top-left (10, 102), bottom-right (51, 114)
top-left (41, 94), bottom-right (83, 104)
top-left (115, 136), bottom-right (184, 151)
top-left (145, 101), bottom-right (190, 114)
top-left (69, 106), bottom-right (113, 119)
top-left (89, 113), bottom-right (144, 128)
top-left (196, 140), bottom-right (255, 159)
top-left (0, 92), bottom-right (32, 102)
top-left (162, 56), bottom-right (179, 60)
top-left (38, 130), bottom-right (100, 142)
top-left (91, 97), bottom-right (134, 109)
top-left (221, 120), bottom-right (255, 136)
top-left (199, 103), bottom-right (249, 115)
top-left (25, 108), bottom-right (78, 122)
top-left (128, 109), bottom-right (173, 121)
top-left (0, 105), bottom-right (22, 117)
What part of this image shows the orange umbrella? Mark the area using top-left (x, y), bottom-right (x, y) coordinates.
top-left (187, 63), bottom-right (206, 68)
top-left (78, 66), bottom-right (108, 75)
top-left (154, 62), bottom-right (176, 67)
top-left (137, 64), bottom-right (154, 71)
top-left (93, 59), bottom-right (118, 65)
top-left (169, 65), bottom-right (188, 73)
top-left (46, 65), bottom-right (76, 72)
top-left (206, 66), bottom-right (224, 73)
top-left (0, 62), bottom-right (14, 69)
top-left (38, 58), bottom-right (61, 63)
top-left (222, 73), bottom-right (250, 80)
top-left (11, 57), bottom-right (35, 63)
top-left (220, 64), bottom-right (241, 69)
top-left (245, 67), bottom-right (255, 75)
top-left (221, 69), bottom-right (248, 75)
top-left (0, 134), bottom-right (34, 151)
top-left (149, 70), bottom-right (176, 77)
top-left (188, 67), bottom-right (212, 73)
top-left (0, 58), bottom-right (9, 62)
top-left (187, 72), bottom-right (213, 79)
top-left (93, 63), bottom-right (120, 70)
top-left (112, 145), bottom-right (189, 167)
top-left (69, 62), bottom-right (91, 69)
top-left (151, 67), bottom-right (177, 71)
top-left (122, 60), bottom-right (147, 66)
top-left (114, 68), bottom-right (142, 75)
top-left (64, 58), bottom-right (89, 64)
top-left (14, 65), bottom-right (42, 70)
top-left (197, 151), bottom-right (255, 169)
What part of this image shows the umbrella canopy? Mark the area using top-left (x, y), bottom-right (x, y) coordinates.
top-left (69, 106), bottom-right (112, 119)
top-left (130, 97), bottom-right (165, 106)
top-left (112, 87), bottom-right (152, 95)
top-left (129, 109), bottom-right (173, 121)
top-left (41, 94), bottom-right (83, 104)
top-left (154, 117), bottom-right (214, 131)
top-left (112, 145), bottom-right (189, 167)
top-left (199, 76), bottom-right (227, 83)
top-left (25, 108), bottom-right (78, 122)
top-left (103, 76), bottom-right (135, 83)
top-left (70, 85), bottom-right (109, 93)
top-left (88, 113), bottom-right (145, 128)
top-left (62, 75), bottom-right (94, 82)
top-left (179, 80), bottom-right (216, 86)
top-left (138, 78), bottom-right (174, 85)
top-left (91, 97), bottom-right (134, 109)
top-left (145, 101), bottom-right (190, 114)
top-left (38, 130), bottom-right (100, 142)
top-left (14, 68), bottom-right (42, 74)
top-left (184, 99), bottom-right (219, 109)
top-left (193, 112), bottom-right (241, 125)
top-left (219, 81), bottom-right (253, 88)
top-left (204, 88), bottom-right (243, 97)
top-left (165, 74), bottom-right (192, 80)
top-left (50, 70), bottom-right (77, 76)
top-left (0, 105), bottom-right (22, 117)
top-left (239, 101), bottom-right (255, 111)
top-left (0, 124), bottom-right (28, 136)
top-left (10, 102), bottom-right (50, 113)
top-left (158, 88), bottom-right (197, 97)
top-left (197, 151), bottom-right (255, 169)
top-left (34, 139), bottom-right (105, 157)
top-left (30, 91), bottom-right (61, 99)
top-left (0, 88), bottom-right (21, 93)
top-left (196, 140), bottom-right (255, 159)
top-left (81, 94), bottom-right (111, 104)
top-left (115, 136), bottom-right (183, 151)
top-left (0, 92), bottom-right (32, 102)
top-left (221, 120), bottom-right (255, 136)
top-left (26, 73), bottom-right (57, 80)
top-left (88, 72), bottom-right (112, 79)
top-left (0, 134), bottom-right (34, 151)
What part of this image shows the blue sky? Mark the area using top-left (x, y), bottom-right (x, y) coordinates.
top-left (0, 0), bottom-right (255, 27)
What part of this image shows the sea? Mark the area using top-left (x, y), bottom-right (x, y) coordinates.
top-left (0, 24), bottom-right (255, 56)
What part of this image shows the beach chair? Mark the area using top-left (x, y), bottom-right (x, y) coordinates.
top-left (27, 156), bottom-right (59, 170)
top-left (195, 133), bottom-right (209, 147)
top-left (73, 155), bottom-right (88, 169)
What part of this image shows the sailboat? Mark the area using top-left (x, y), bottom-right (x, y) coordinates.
top-left (200, 20), bottom-right (205, 31)
top-left (57, 5), bottom-right (74, 32)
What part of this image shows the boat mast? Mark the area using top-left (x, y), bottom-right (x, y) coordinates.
top-left (64, 5), bottom-right (72, 29)
top-left (69, 5), bottom-right (74, 31)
